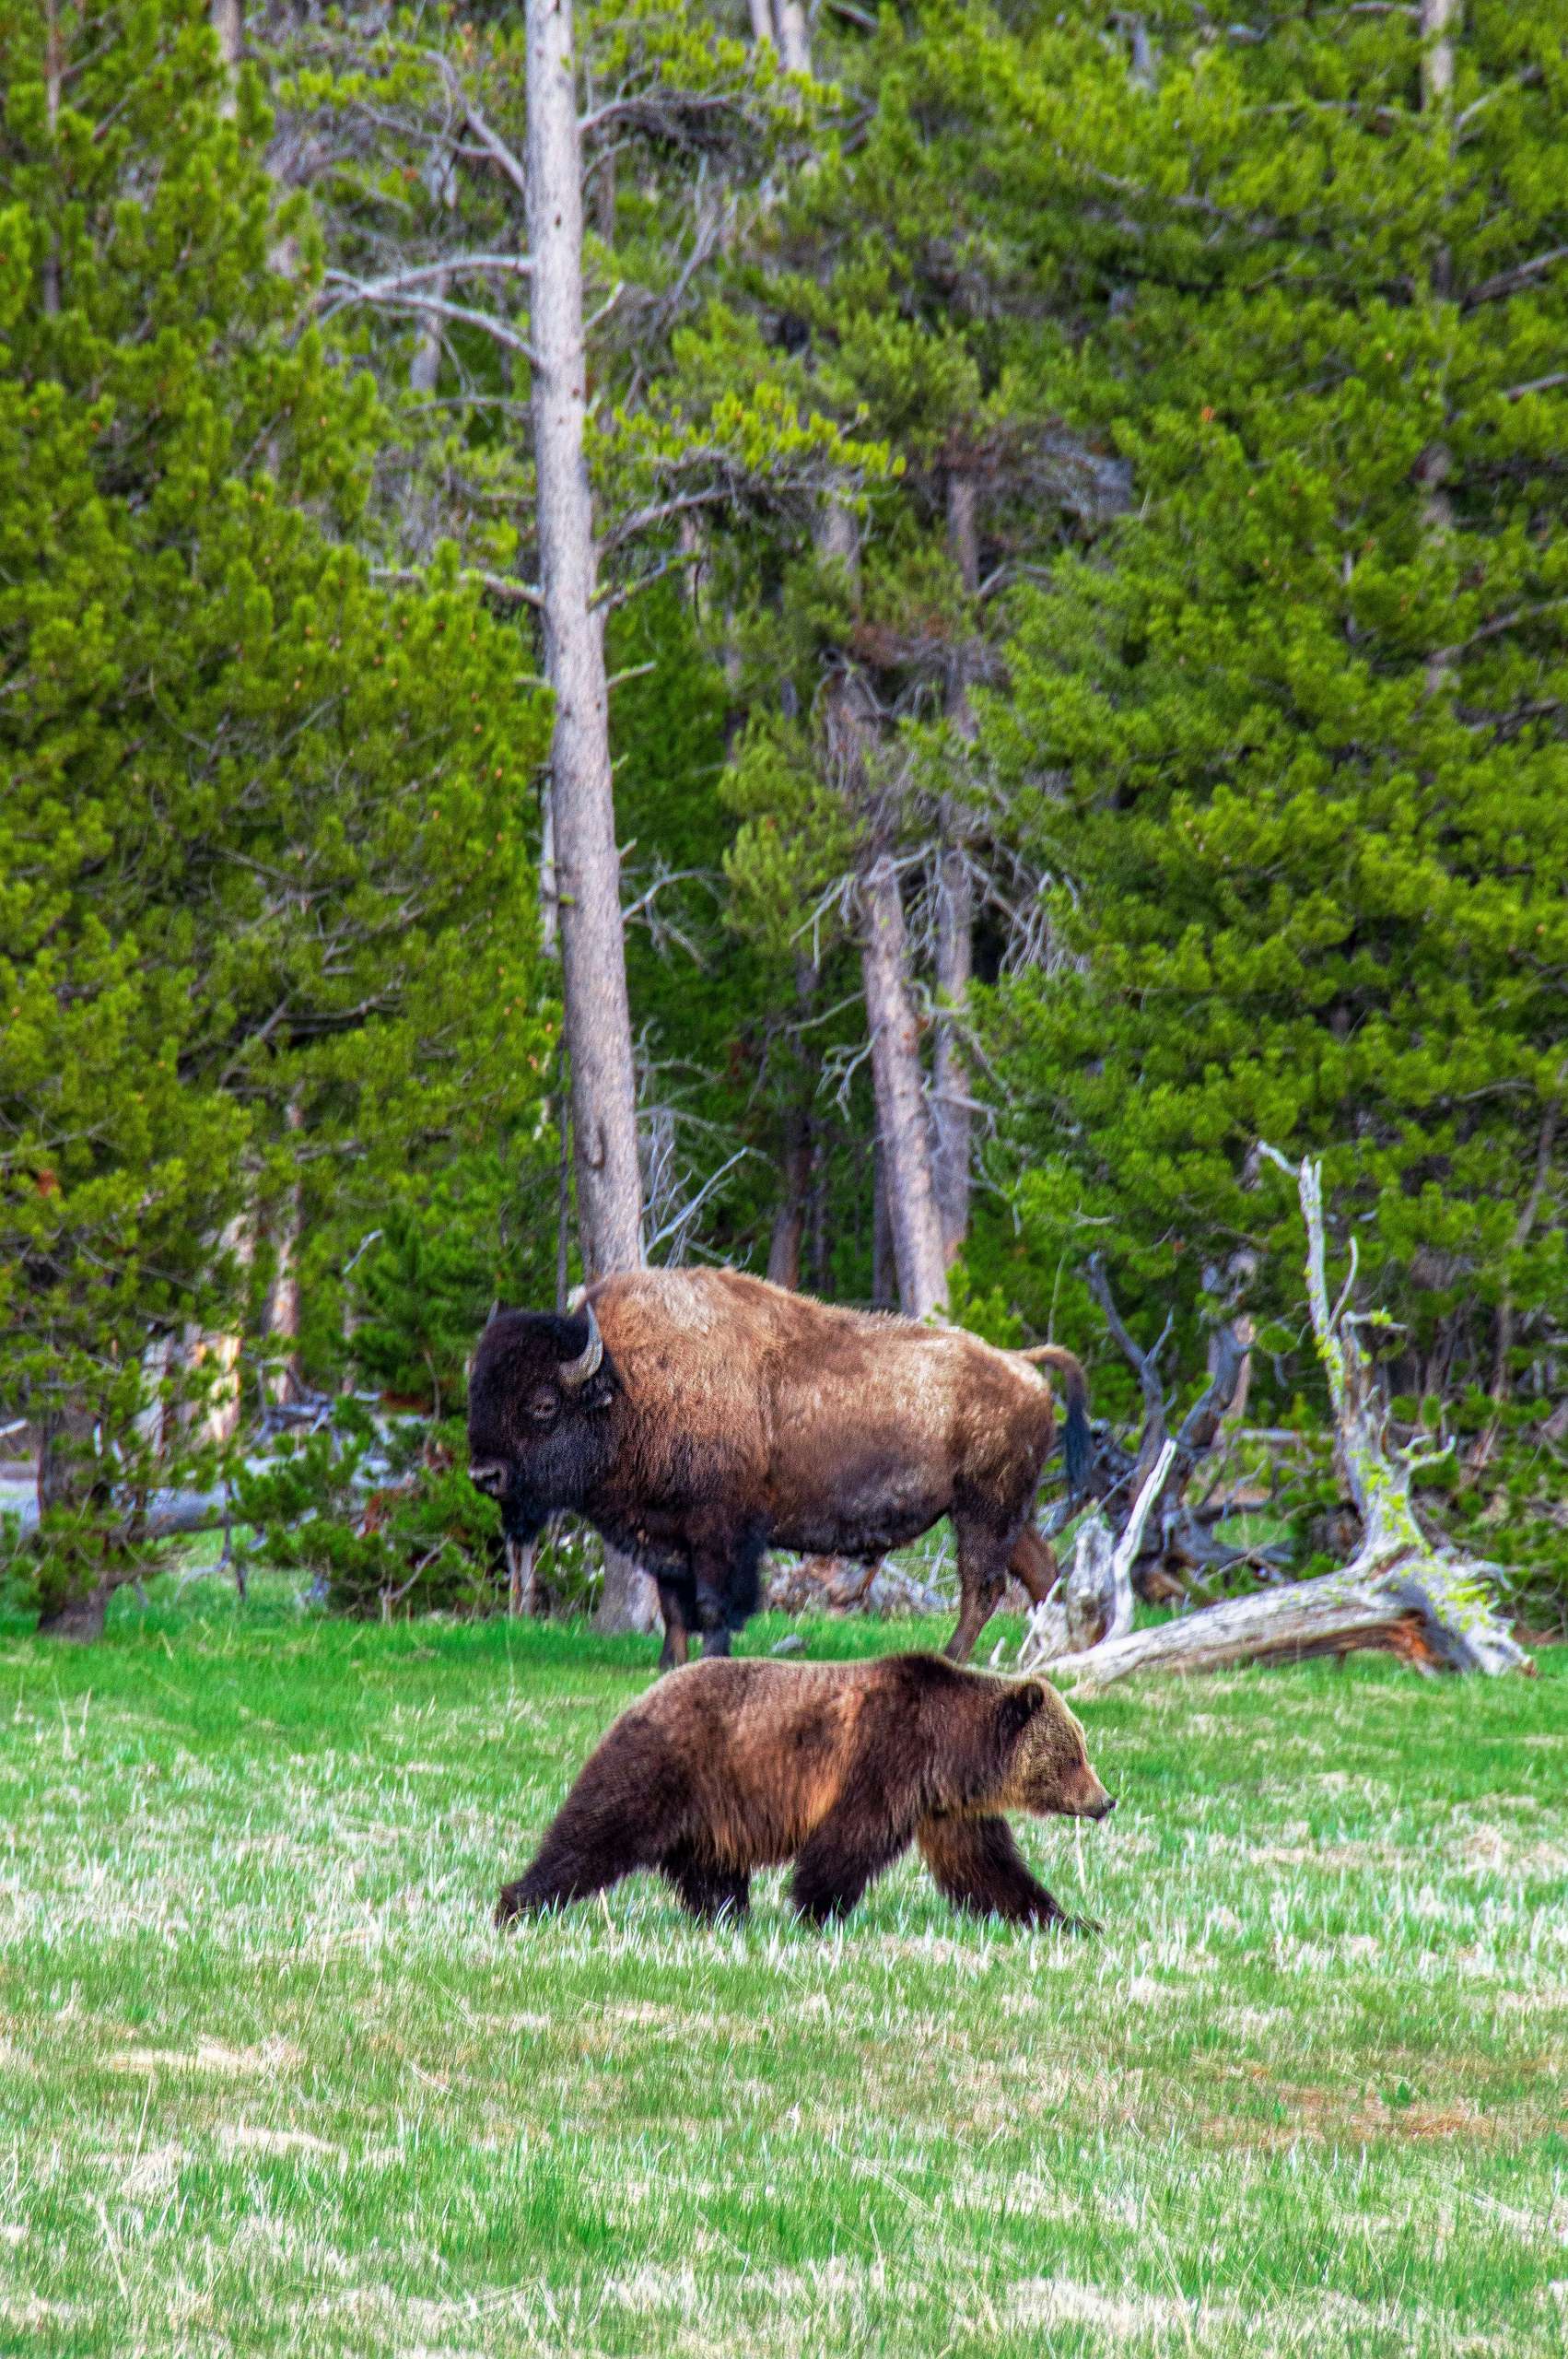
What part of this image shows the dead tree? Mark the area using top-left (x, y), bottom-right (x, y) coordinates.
top-left (527, 0), bottom-right (653, 1635)
top-left (1020, 1439), bottom-right (1176, 1666)
top-left (1038, 1153), bottom-right (1532, 1689)
top-left (1036, 1254), bottom-right (1285, 1599)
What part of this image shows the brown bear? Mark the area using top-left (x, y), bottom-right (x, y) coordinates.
top-left (495, 1652), bottom-right (1115, 1932)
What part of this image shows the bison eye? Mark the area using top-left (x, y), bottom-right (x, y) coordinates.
top-left (527, 1388), bottom-right (559, 1425)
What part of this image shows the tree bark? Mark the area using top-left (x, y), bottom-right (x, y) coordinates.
top-left (260, 1097), bottom-right (303, 1405)
top-left (774, 2), bottom-right (813, 77)
top-left (527, 0), bottom-right (643, 1284)
top-left (815, 495), bottom-right (948, 1321)
top-left (210, 0), bottom-right (241, 113)
top-left (527, 1), bottom-right (652, 1636)
top-left (1419, 0), bottom-right (1460, 689)
top-left (861, 853), bottom-right (949, 1321)
top-left (1038, 1155), bottom-right (1531, 1688)
top-left (408, 143), bottom-right (457, 395)
top-left (933, 466), bottom-right (980, 1261)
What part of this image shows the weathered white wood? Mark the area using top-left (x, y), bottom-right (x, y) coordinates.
top-left (527, 0), bottom-right (656, 1636)
top-left (526, 0), bottom-right (644, 1283)
top-left (1022, 1438), bottom-right (1176, 1665)
top-left (1038, 1157), bottom-right (1530, 1687)
top-left (860, 851), bottom-right (949, 1321)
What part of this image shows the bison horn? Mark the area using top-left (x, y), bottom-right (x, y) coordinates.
top-left (557, 1298), bottom-right (603, 1389)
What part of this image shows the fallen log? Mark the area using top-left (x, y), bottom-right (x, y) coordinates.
top-left (1035, 1153), bottom-right (1532, 1689)
top-left (764, 1553), bottom-right (947, 1618)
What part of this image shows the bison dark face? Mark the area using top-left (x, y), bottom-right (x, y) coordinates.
top-left (467, 1301), bottom-right (621, 1539)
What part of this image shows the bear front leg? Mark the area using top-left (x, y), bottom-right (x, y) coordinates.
top-left (917, 1815), bottom-right (1098, 1934)
top-left (661, 1846), bottom-right (750, 1925)
top-left (790, 1787), bottom-right (919, 1928)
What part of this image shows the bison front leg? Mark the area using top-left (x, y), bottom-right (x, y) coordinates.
top-left (945, 1512), bottom-right (1016, 1662)
top-left (655, 1579), bottom-right (691, 1673)
top-left (689, 1525), bottom-right (766, 1660)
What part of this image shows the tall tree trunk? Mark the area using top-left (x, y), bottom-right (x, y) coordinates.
top-left (933, 471), bottom-right (979, 1262)
top-left (262, 1101), bottom-right (303, 1404)
top-left (816, 494), bottom-right (948, 1321)
top-left (871, 1136), bottom-right (895, 1309)
top-left (409, 143), bottom-right (456, 396)
top-left (775, 3), bottom-right (812, 77)
top-left (210, 0), bottom-right (241, 110)
top-left (766, 957), bottom-right (818, 1291)
top-left (1418, 0), bottom-right (1459, 691)
top-left (42, 3), bottom-right (62, 316)
top-left (526, 0), bottom-right (643, 1285)
top-left (526, 0), bottom-right (652, 1635)
top-left (862, 853), bottom-right (949, 1321)
top-left (747, 0), bottom-right (774, 47)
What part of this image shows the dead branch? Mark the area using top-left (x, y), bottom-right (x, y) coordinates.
top-left (1042, 1152), bottom-right (1532, 1688)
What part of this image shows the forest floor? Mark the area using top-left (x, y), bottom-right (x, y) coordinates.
top-left (0, 1576), bottom-right (1563, 2358)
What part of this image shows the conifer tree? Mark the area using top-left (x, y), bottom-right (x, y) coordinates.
top-left (0, 0), bottom-right (553, 1629)
top-left (984, 1), bottom-right (1567, 1419)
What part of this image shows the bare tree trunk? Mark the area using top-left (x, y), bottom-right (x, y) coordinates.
top-left (210, 0), bottom-right (241, 112)
top-left (815, 495), bottom-right (948, 1322)
top-left (767, 1109), bottom-right (813, 1290)
top-left (1419, 0), bottom-right (1460, 691)
top-left (262, 1101), bottom-right (303, 1404)
top-left (871, 1135), bottom-right (896, 1309)
top-left (527, 0), bottom-right (651, 1637)
top-left (862, 853), bottom-right (949, 1321)
top-left (527, 0), bottom-right (643, 1285)
top-left (774, 2), bottom-right (813, 77)
top-left (1037, 1154), bottom-right (1530, 1687)
top-left (408, 143), bottom-right (456, 395)
top-left (933, 466), bottom-right (979, 1261)
top-left (42, 3), bottom-right (62, 316)
top-left (766, 956), bottom-right (818, 1290)
top-left (748, 0), bottom-right (774, 46)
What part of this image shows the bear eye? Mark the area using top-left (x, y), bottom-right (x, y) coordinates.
top-left (527, 1387), bottom-right (559, 1425)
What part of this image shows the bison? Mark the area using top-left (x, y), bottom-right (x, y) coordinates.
top-left (467, 1268), bottom-right (1088, 1668)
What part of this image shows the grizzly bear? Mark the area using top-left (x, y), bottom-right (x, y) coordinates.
top-left (495, 1652), bottom-right (1115, 1932)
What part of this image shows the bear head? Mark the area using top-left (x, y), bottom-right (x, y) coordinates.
top-left (993, 1680), bottom-right (1115, 1820)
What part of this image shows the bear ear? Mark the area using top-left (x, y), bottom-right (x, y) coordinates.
top-left (998, 1681), bottom-right (1047, 1746)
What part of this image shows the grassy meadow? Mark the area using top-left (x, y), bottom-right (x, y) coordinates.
top-left (0, 1574), bottom-right (1563, 2358)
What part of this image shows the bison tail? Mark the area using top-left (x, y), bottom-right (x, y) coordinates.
top-left (1018, 1345), bottom-right (1091, 1497)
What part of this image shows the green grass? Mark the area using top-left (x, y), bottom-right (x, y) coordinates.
top-left (0, 1577), bottom-right (1564, 2357)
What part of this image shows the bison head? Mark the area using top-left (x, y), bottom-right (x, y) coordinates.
top-left (466, 1298), bottom-right (621, 1538)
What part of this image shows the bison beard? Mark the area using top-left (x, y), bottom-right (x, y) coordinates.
top-left (467, 1269), bottom-right (1089, 1666)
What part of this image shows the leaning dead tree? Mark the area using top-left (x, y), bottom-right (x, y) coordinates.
top-left (1036, 1255), bottom-right (1286, 1601)
top-left (1025, 1152), bottom-right (1532, 1687)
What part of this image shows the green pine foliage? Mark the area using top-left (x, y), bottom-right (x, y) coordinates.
top-left (981, 4), bottom-right (1567, 1414)
top-left (0, 0), bottom-right (553, 1619)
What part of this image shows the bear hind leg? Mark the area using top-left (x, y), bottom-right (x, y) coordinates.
top-left (917, 1814), bottom-right (1098, 1934)
top-left (661, 1845), bottom-right (750, 1925)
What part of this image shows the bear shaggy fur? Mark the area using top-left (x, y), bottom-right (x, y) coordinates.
top-left (495, 1653), bottom-right (1115, 1932)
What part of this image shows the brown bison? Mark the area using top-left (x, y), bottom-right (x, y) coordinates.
top-left (467, 1268), bottom-right (1087, 1667)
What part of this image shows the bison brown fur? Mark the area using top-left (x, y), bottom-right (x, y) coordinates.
top-left (467, 1267), bottom-right (1088, 1666)
top-left (495, 1652), bottom-right (1114, 1931)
